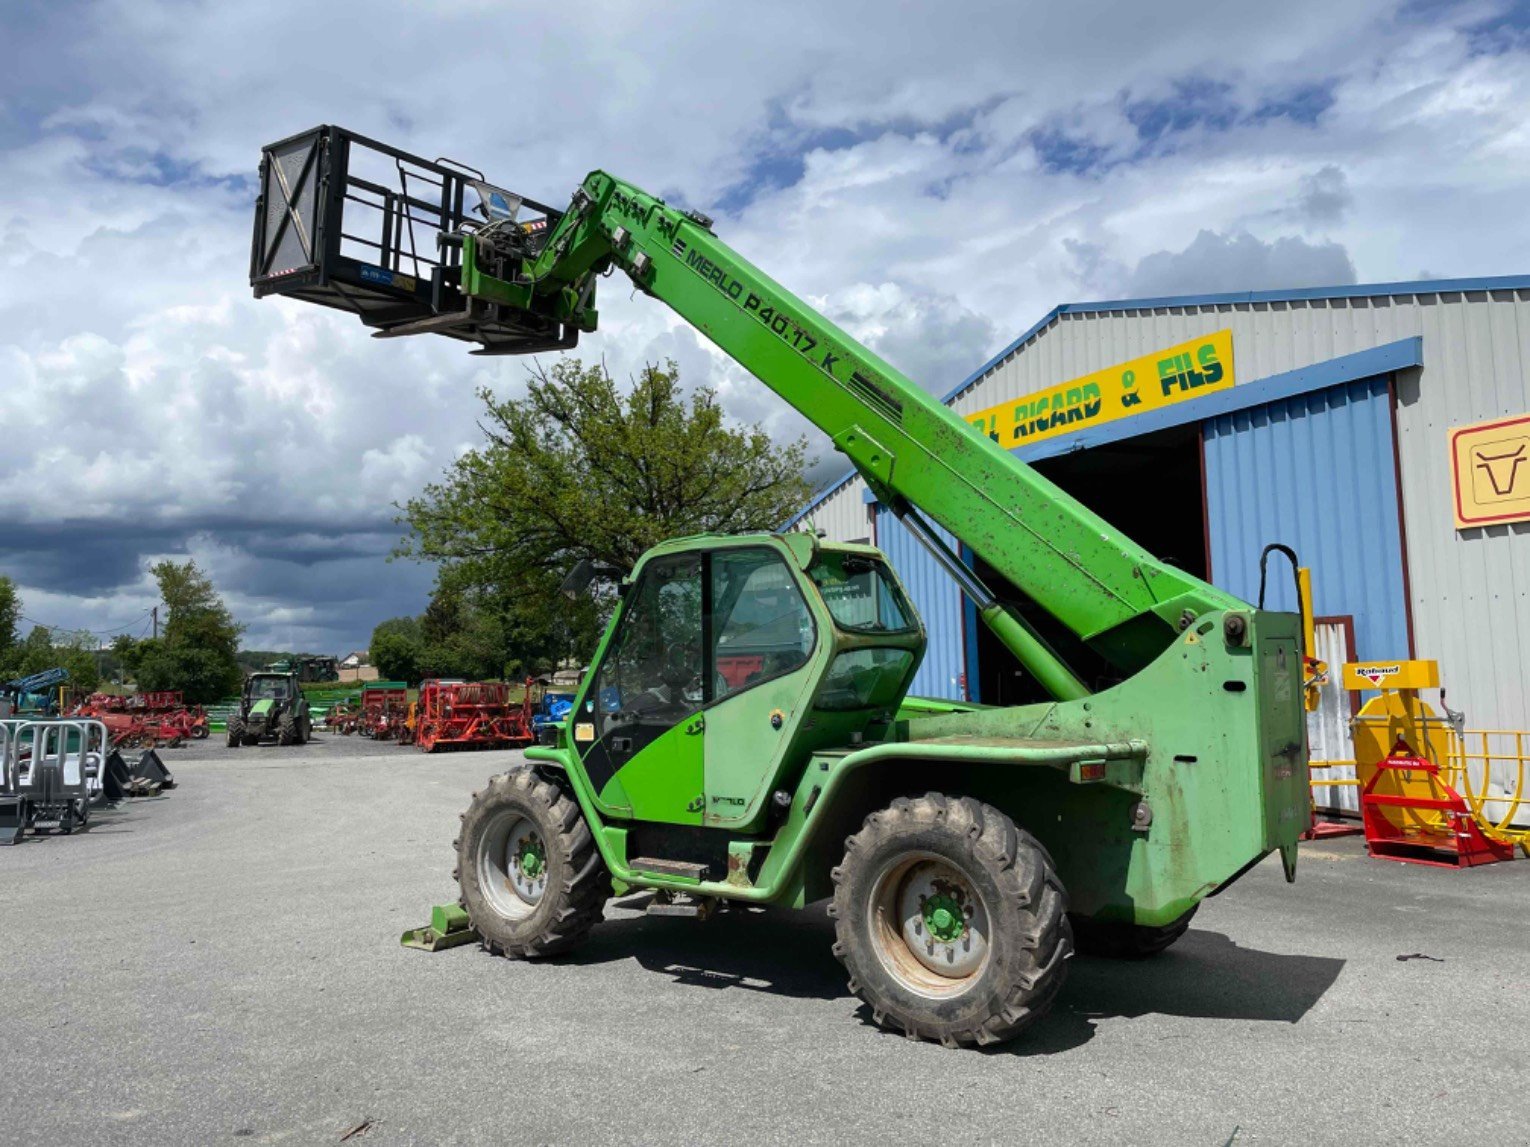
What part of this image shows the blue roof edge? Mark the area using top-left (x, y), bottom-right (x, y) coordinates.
top-left (942, 273), bottom-right (1530, 407)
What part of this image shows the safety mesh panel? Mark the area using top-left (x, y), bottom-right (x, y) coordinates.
top-left (261, 137), bottom-right (318, 276)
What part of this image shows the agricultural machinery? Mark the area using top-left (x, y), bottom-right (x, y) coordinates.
top-left (226, 672), bottom-right (311, 747)
top-left (411, 680), bottom-right (536, 753)
top-left (267, 655), bottom-right (341, 683)
top-left (357, 681), bottom-right (409, 740)
top-left (253, 125), bottom-right (1309, 1047)
top-left (324, 694), bottom-right (362, 734)
top-left (71, 690), bottom-right (209, 748)
top-left (2, 667), bottom-right (69, 717)
top-left (528, 679), bottom-right (576, 738)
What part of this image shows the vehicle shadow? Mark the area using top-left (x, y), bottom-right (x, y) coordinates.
top-left (570, 900), bottom-right (1345, 1053)
top-left (568, 898), bottom-right (847, 1001)
top-left (997, 928), bottom-right (1346, 1056)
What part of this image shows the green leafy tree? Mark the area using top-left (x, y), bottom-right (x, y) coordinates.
top-left (117, 561), bottom-right (244, 702)
top-left (370, 617), bottom-right (424, 684)
top-left (400, 357), bottom-right (812, 663)
top-left (1, 624), bottom-right (102, 694)
top-left (0, 576), bottom-right (18, 662)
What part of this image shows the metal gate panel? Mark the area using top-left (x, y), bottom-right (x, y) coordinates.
top-left (1307, 619), bottom-right (1359, 814)
top-left (874, 507), bottom-right (967, 700)
top-left (1203, 375), bottom-right (1410, 665)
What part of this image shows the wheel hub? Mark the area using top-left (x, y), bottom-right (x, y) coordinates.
top-left (922, 891), bottom-right (966, 943)
top-left (517, 835), bottom-right (545, 880)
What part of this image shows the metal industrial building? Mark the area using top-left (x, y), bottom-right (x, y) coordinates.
top-left (793, 275), bottom-right (1530, 757)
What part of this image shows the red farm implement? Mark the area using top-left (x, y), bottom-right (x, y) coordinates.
top-left (71, 692), bottom-right (207, 749)
top-left (413, 679), bottom-right (536, 754)
top-left (358, 682), bottom-right (410, 741)
top-left (324, 698), bottom-right (361, 734)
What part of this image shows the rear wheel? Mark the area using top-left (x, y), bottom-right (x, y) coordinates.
top-left (456, 767), bottom-right (611, 958)
top-left (830, 793), bottom-right (1071, 1048)
top-left (1071, 906), bottom-right (1198, 959)
top-left (226, 717), bottom-right (244, 748)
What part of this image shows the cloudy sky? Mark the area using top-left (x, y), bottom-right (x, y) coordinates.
top-left (4, 0), bottom-right (1530, 654)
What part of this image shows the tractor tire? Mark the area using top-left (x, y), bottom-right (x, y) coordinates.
top-left (829, 793), bottom-right (1071, 1048)
top-left (1071, 905), bottom-right (1198, 960)
top-left (192, 725), bottom-right (209, 740)
top-left (298, 715), bottom-right (312, 744)
top-left (456, 767), bottom-right (612, 959)
top-left (226, 718), bottom-right (245, 748)
top-left (277, 712), bottom-right (300, 746)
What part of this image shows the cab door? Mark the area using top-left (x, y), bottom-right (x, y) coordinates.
top-left (577, 554), bottom-right (706, 824)
top-left (701, 547), bottom-right (818, 828)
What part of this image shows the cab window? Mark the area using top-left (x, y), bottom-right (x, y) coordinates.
top-left (593, 555), bottom-right (704, 735)
top-left (809, 553), bottom-right (916, 633)
top-left (711, 549), bottom-right (814, 700)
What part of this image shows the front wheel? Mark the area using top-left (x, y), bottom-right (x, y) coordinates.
top-left (830, 793), bottom-right (1071, 1048)
top-left (226, 717), bottom-right (244, 748)
top-left (455, 768), bottom-right (611, 958)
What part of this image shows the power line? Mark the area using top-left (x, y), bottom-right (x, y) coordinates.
top-left (16, 609), bottom-right (156, 639)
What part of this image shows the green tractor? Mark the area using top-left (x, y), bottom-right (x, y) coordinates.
top-left (226, 672), bottom-right (312, 747)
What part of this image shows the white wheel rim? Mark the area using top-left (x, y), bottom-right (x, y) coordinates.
top-left (478, 811), bottom-right (548, 920)
top-left (868, 852), bottom-right (991, 998)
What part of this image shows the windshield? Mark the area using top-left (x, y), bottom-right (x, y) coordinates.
top-left (808, 553), bottom-right (916, 634)
top-left (250, 677), bottom-right (288, 700)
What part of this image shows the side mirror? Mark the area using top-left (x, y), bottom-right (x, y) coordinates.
top-left (560, 558), bottom-right (598, 600)
top-left (560, 558), bottom-right (625, 600)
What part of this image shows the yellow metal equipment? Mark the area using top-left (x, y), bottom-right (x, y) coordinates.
top-left (1298, 567), bottom-right (1327, 714)
top-left (1330, 660), bottom-right (1529, 865)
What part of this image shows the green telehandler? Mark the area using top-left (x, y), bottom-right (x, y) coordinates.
top-left (251, 127), bottom-right (1309, 1047)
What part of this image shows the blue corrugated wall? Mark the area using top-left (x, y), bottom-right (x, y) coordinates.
top-left (1203, 375), bottom-right (1410, 662)
top-left (874, 507), bottom-right (968, 700)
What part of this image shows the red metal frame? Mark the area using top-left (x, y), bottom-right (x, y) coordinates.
top-left (358, 684), bottom-right (410, 741)
top-left (414, 679), bottom-right (536, 753)
top-left (1360, 737), bottom-right (1516, 868)
top-left (71, 691), bottom-right (208, 747)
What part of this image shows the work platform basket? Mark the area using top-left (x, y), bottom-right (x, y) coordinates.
top-left (249, 125), bottom-right (579, 353)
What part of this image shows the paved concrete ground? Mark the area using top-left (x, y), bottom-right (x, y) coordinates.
top-left (2, 734), bottom-right (1527, 1145)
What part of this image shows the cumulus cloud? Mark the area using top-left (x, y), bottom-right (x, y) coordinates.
top-left (1294, 164), bottom-right (1354, 227)
top-left (3, 0), bottom-right (1530, 649)
top-left (1127, 229), bottom-right (1359, 297)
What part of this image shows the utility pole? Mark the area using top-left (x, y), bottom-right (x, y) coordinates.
top-left (152, 606), bottom-right (158, 640)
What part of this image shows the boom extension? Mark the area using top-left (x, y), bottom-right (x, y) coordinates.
top-left (251, 127), bottom-right (1247, 694)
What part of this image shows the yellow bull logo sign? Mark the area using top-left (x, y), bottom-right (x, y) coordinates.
top-left (966, 330), bottom-right (1235, 448)
top-left (1451, 413), bottom-right (1530, 528)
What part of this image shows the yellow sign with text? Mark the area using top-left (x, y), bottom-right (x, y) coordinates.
top-left (967, 329), bottom-right (1235, 448)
